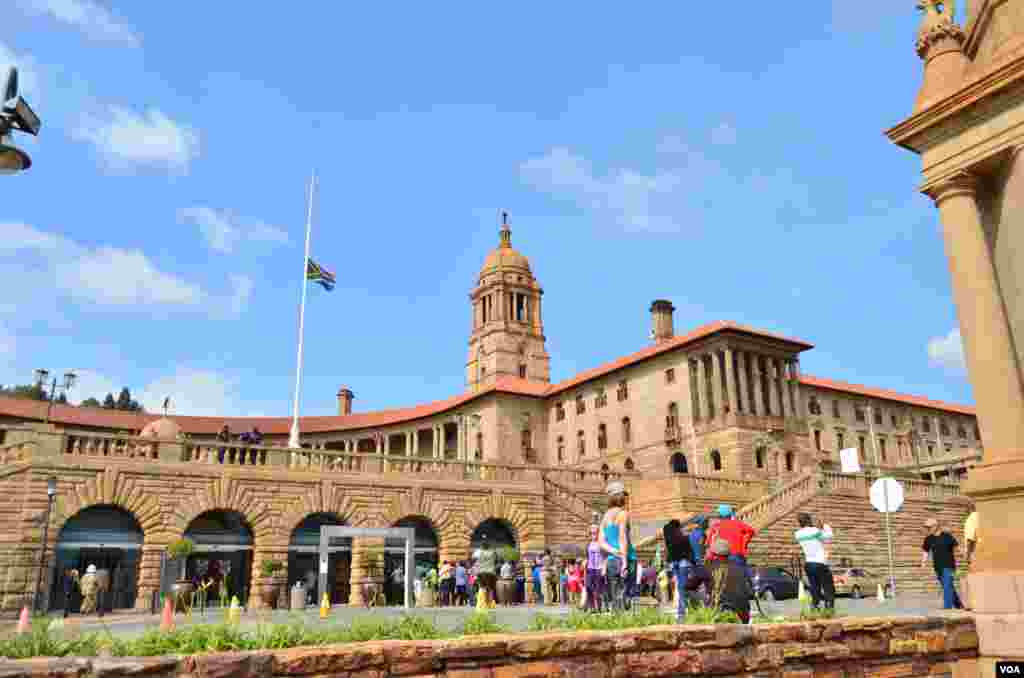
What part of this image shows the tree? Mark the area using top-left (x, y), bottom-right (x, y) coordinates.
top-left (102, 393), bottom-right (116, 409)
top-left (0, 383), bottom-right (47, 400)
top-left (79, 397), bottom-right (102, 408)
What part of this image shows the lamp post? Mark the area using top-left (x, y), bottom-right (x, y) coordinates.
top-left (32, 476), bottom-right (58, 612)
top-left (0, 67), bottom-right (41, 175)
top-left (34, 369), bottom-right (77, 424)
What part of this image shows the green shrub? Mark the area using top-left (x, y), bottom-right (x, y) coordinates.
top-left (258, 560), bottom-right (285, 577)
top-left (683, 605), bottom-right (742, 625)
top-left (460, 612), bottom-right (509, 636)
top-left (798, 605), bottom-right (837, 621)
top-left (166, 538), bottom-right (195, 560)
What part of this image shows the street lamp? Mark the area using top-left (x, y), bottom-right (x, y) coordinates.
top-left (34, 369), bottom-right (77, 424)
top-left (0, 67), bottom-right (41, 175)
top-left (32, 476), bottom-right (58, 612)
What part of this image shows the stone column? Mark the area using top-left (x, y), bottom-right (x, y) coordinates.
top-left (457, 419), bottom-right (466, 461)
top-left (251, 543), bottom-right (289, 609)
top-left (695, 355), bottom-right (710, 423)
top-left (927, 172), bottom-right (1024, 658)
top-left (347, 537), bottom-right (386, 607)
top-left (790, 359), bottom-right (804, 419)
top-left (750, 354), bottom-right (764, 417)
top-left (710, 351), bottom-right (723, 420)
top-left (736, 352), bottom-right (749, 415)
top-left (134, 542), bottom-right (166, 610)
top-left (774, 359), bottom-right (787, 418)
top-left (724, 348), bottom-right (738, 417)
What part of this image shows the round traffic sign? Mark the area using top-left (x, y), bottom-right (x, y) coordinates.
top-left (870, 477), bottom-right (905, 513)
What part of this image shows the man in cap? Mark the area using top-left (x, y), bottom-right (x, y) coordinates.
top-left (598, 480), bottom-right (633, 611)
top-left (684, 538), bottom-right (753, 623)
top-left (921, 518), bottom-right (963, 609)
top-left (79, 564), bottom-right (100, 615)
top-left (707, 505), bottom-right (756, 573)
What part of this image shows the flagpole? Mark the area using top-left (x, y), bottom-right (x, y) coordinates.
top-left (289, 170), bottom-right (316, 449)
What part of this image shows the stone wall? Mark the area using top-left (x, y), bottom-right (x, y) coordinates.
top-left (627, 475), bottom-right (765, 523)
top-left (0, 615), bottom-right (980, 678)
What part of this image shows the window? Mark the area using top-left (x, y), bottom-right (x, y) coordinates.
top-left (710, 449), bottom-right (722, 472)
top-left (666, 402), bottom-right (679, 429)
top-left (785, 451), bottom-right (794, 472)
top-left (518, 364), bottom-right (527, 379)
top-left (577, 430), bottom-right (585, 457)
top-left (556, 436), bottom-right (565, 463)
top-left (927, 444), bottom-right (935, 457)
top-left (595, 388), bottom-right (607, 409)
top-left (891, 413), bottom-right (899, 427)
top-left (808, 396), bottom-right (822, 415)
top-left (671, 452), bottom-right (688, 474)
top-left (624, 458), bottom-right (635, 471)
top-left (858, 435), bottom-right (866, 455)
top-left (622, 417), bottom-right (631, 444)
top-left (755, 447), bottom-right (765, 469)
top-left (956, 423), bottom-right (966, 439)
top-left (873, 407), bottom-right (883, 426)
top-left (521, 428), bottom-right (532, 452)
top-left (617, 380), bottom-right (629, 402)
top-left (879, 438), bottom-right (887, 462)
top-left (598, 424), bottom-right (608, 450)
top-left (665, 368), bottom-right (676, 384)
top-left (973, 424), bottom-right (980, 440)
top-left (837, 431), bottom-right (845, 450)
top-left (897, 439), bottom-right (905, 458)
top-left (576, 395), bottom-right (585, 415)
top-left (922, 418), bottom-right (931, 433)
top-left (940, 419), bottom-right (950, 436)
top-left (813, 430), bottom-right (822, 451)
top-left (832, 400), bottom-right (841, 419)
top-left (555, 402), bottom-right (565, 422)
top-left (855, 405), bottom-right (866, 423)
top-left (475, 432), bottom-right (483, 459)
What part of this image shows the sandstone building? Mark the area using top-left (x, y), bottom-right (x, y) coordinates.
top-left (0, 221), bottom-right (976, 612)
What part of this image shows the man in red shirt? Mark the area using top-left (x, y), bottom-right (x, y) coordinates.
top-left (707, 504), bottom-right (756, 569)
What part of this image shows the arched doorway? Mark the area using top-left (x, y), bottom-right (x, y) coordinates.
top-left (183, 510), bottom-right (254, 605)
top-left (289, 513), bottom-right (351, 605)
top-left (670, 452), bottom-right (689, 474)
top-left (385, 516), bottom-right (439, 604)
top-left (470, 518), bottom-right (517, 552)
top-left (51, 505), bottom-right (143, 612)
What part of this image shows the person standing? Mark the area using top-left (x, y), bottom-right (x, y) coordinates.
top-left (216, 424), bottom-right (231, 464)
top-left (598, 481), bottom-right (631, 611)
top-left (921, 518), bottom-right (963, 610)
top-left (586, 524), bottom-right (606, 613)
top-left (454, 561), bottom-right (468, 606)
top-left (684, 539), bottom-right (754, 623)
top-left (794, 512), bottom-right (835, 609)
top-left (663, 518), bottom-right (694, 622)
top-left (476, 539), bottom-right (498, 606)
top-left (962, 510), bottom-right (978, 610)
top-left (79, 565), bottom-right (99, 615)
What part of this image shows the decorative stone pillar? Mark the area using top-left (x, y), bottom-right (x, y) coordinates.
top-left (774, 359), bottom-right (787, 418)
top-left (790, 359), bottom-right (804, 419)
top-left (724, 348), bottom-right (738, 417)
top-left (710, 351), bottom-right (723, 420)
top-left (250, 543), bottom-right (289, 609)
top-left (135, 543), bottom-right (167, 610)
top-left (347, 537), bottom-right (386, 607)
top-left (695, 355), bottom-right (710, 423)
top-left (926, 172), bottom-right (1024, 657)
top-left (751, 355), bottom-right (764, 418)
top-left (736, 352), bottom-right (749, 415)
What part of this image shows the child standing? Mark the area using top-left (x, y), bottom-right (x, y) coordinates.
top-left (586, 524), bottom-right (606, 612)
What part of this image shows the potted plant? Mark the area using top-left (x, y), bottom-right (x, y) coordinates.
top-left (418, 567), bottom-right (438, 607)
top-left (257, 559), bottom-right (285, 609)
top-left (166, 538), bottom-right (195, 611)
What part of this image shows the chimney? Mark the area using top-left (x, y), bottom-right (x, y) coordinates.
top-left (650, 299), bottom-right (675, 344)
top-left (337, 387), bottom-right (354, 416)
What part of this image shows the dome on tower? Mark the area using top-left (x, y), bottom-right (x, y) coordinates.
top-left (478, 214), bottom-right (532, 277)
top-left (140, 417), bottom-right (181, 440)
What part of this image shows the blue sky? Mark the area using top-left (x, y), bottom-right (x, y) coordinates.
top-left (0, 1), bottom-right (973, 417)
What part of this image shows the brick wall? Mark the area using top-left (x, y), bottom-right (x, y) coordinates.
top-left (0, 615), bottom-right (979, 678)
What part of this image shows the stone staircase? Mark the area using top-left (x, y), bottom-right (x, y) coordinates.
top-left (542, 474), bottom-right (606, 527)
top-left (735, 469), bottom-right (823, 531)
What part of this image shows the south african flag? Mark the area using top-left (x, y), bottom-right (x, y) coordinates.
top-left (306, 258), bottom-right (336, 291)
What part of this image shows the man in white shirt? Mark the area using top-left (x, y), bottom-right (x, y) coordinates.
top-left (794, 512), bottom-right (835, 609)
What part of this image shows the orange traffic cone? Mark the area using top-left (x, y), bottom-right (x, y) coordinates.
top-left (16, 606), bottom-right (30, 634)
top-left (160, 597), bottom-right (174, 632)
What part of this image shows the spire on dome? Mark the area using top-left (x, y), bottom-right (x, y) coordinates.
top-left (499, 210), bottom-right (512, 248)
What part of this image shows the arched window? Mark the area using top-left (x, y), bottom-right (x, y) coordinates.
top-left (624, 458), bottom-right (635, 471)
top-left (670, 452), bottom-right (688, 474)
top-left (556, 436), bottom-right (565, 463)
top-left (785, 451), bottom-right (794, 472)
top-left (518, 364), bottom-right (527, 378)
top-left (667, 402), bottom-right (679, 428)
top-left (475, 432), bottom-right (483, 460)
top-left (710, 449), bottom-right (722, 472)
top-left (621, 417), bottom-right (631, 444)
top-left (808, 396), bottom-right (821, 415)
top-left (597, 423), bottom-right (607, 450)
top-left (813, 430), bottom-right (822, 451)
top-left (577, 430), bottom-right (585, 458)
top-left (755, 447), bottom-right (765, 469)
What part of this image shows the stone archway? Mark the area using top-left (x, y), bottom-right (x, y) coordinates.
top-left (289, 512), bottom-right (351, 605)
top-left (183, 509), bottom-right (255, 603)
top-left (462, 491), bottom-right (535, 553)
top-left (381, 487), bottom-right (460, 562)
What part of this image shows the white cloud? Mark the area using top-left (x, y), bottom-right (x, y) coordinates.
top-left (178, 207), bottom-right (290, 254)
top-left (66, 369), bottom-right (117, 403)
top-left (927, 327), bottom-right (967, 373)
top-left (0, 221), bottom-right (253, 313)
top-left (138, 368), bottom-right (243, 417)
top-left (73, 106), bottom-right (199, 172)
top-left (710, 122), bottom-right (738, 146)
top-left (15, 0), bottom-right (139, 46)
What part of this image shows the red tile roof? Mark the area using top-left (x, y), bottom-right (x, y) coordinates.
top-left (0, 321), bottom-right (976, 434)
top-left (798, 374), bottom-right (976, 416)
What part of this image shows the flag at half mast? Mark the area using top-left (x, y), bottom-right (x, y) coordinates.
top-left (306, 258), bottom-right (336, 291)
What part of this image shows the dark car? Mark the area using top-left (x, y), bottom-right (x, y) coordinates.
top-left (751, 566), bottom-right (802, 602)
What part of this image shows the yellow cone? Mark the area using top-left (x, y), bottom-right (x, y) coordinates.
top-left (227, 596), bottom-right (241, 624)
top-left (877, 584), bottom-right (885, 602)
top-left (319, 592), bottom-right (330, 619)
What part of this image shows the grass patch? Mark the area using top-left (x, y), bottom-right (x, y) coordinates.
top-left (459, 612), bottom-right (509, 636)
top-left (529, 608), bottom-right (676, 632)
top-left (797, 605), bottom-right (837, 621)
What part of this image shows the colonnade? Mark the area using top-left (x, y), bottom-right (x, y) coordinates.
top-left (688, 349), bottom-right (803, 422)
